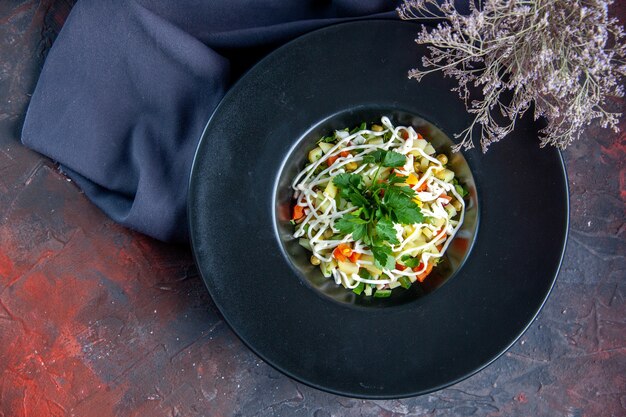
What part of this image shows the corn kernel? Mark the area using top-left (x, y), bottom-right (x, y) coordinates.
top-left (345, 162), bottom-right (358, 171)
top-left (436, 154), bottom-right (448, 165)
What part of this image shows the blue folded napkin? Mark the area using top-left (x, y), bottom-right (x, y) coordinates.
top-left (22, 0), bottom-right (467, 243)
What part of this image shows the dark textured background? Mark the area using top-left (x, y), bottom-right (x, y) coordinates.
top-left (0, 1), bottom-right (624, 416)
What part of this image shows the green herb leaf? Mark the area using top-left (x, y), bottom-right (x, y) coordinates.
top-left (351, 224), bottom-right (367, 241)
top-left (384, 188), bottom-right (423, 224)
top-left (371, 244), bottom-right (395, 270)
top-left (317, 135), bottom-right (336, 143)
top-left (363, 149), bottom-right (387, 165)
top-left (350, 122), bottom-right (367, 134)
top-left (335, 214), bottom-right (357, 230)
top-left (375, 218), bottom-right (399, 245)
top-left (386, 172), bottom-right (407, 185)
top-left (346, 192), bottom-right (369, 209)
top-left (382, 150), bottom-right (406, 168)
top-left (384, 186), bottom-right (412, 207)
top-left (335, 214), bottom-right (367, 240)
top-left (361, 229), bottom-right (373, 246)
top-left (363, 154), bottom-right (375, 164)
top-left (348, 174), bottom-right (364, 189)
top-left (333, 173), bottom-right (355, 189)
top-left (394, 207), bottom-right (424, 224)
top-left (333, 174), bottom-right (370, 209)
top-left (391, 184), bottom-right (417, 198)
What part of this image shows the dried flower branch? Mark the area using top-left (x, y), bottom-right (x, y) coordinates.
top-left (398, 0), bottom-right (626, 152)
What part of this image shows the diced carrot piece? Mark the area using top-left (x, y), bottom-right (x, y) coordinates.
top-left (328, 150), bottom-right (350, 166)
top-left (416, 262), bottom-right (433, 282)
top-left (401, 130), bottom-right (409, 140)
top-left (292, 204), bottom-right (305, 220)
top-left (333, 243), bottom-right (352, 262)
top-left (395, 263), bottom-right (407, 271)
top-left (416, 182), bottom-right (428, 192)
top-left (333, 247), bottom-right (347, 262)
top-left (348, 252), bottom-right (361, 263)
top-left (337, 243), bottom-right (352, 256)
top-left (416, 133), bottom-right (424, 139)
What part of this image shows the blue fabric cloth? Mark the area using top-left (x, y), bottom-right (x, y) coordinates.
top-left (22, 1), bottom-right (466, 242)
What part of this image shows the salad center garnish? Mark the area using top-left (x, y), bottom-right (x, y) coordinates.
top-left (332, 151), bottom-right (424, 271)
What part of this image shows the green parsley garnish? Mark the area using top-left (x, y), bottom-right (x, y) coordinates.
top-left (332, 149), bottom-right (424, 270)
top-left (317, 134), bottom-right (336, 144)
top-left (349, 122), bottom-right (367, 134)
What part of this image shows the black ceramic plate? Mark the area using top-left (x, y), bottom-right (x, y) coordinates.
top-left (189, 20), bottom-right (569, 398)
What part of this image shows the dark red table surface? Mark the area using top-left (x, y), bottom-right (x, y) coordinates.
top-left (1, 2), bottom-right (624, 416)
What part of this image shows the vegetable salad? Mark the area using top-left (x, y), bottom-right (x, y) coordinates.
top-left (291, 117), bottom-right (467, 297)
